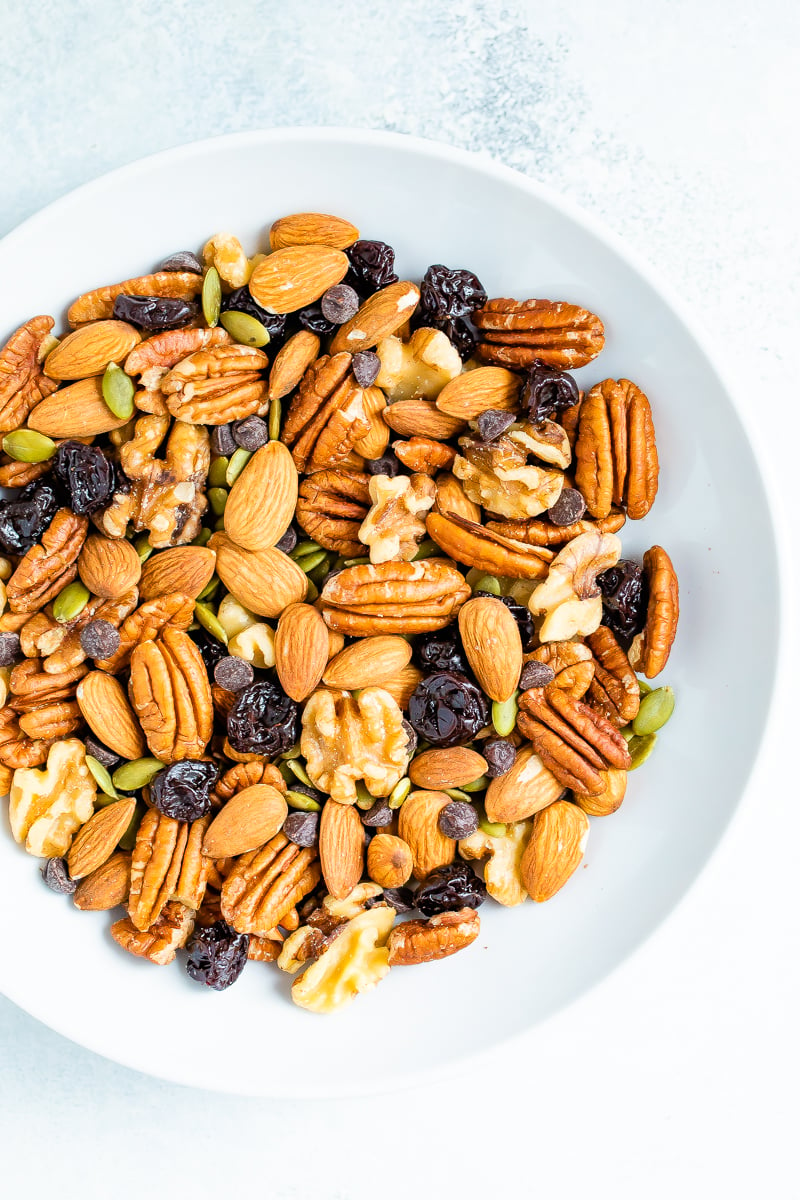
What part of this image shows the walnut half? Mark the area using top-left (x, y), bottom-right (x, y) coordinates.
top-left (358, 472), bottom-right (436, 564)
top-left (301, 687), bottom-right (411, 804)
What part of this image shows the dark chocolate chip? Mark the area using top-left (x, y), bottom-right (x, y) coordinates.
top-left (83, 734), bottom-right (121, 771)
top-left (0, 631), bottom-right (22, 666)
top-left (275, 525), bottom-right (298, 554)
top-left (477, 409), bottom-right (516, 442)
top-left (284, 811), bottom-right (319, 848)
top-left (364, 451), bottom-right (400, 477)
top-left (401, 719), bottom-right (418, 758)
top-left (482, 736), bottom-right (517, 778)
top-left (362, 799), bottom-right (392, 827)
top-left (437, 800), bottom-right (479, 839)
top-left (547, 487), bottom-right (587, 526)
top-left (519, 660), bottom-right (556, 690)
top-left (158, 250), bottom-right (204, 274)
top-left (41, 857), bottom-right (77, 894)
top-left (352, 350), bottom-right (381, 388)
top-left (214, 656), bottom-right (255, 692)
top-left (231, 416), bottom-right (269, 452)
top-left (211, 423), bottom-right (237, 458)
top-left (79, 619), bottom-right (121, 660)
top-left (320, 284), bottom-right (360, 324)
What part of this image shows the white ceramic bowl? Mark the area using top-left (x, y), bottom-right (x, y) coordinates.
top-left (0, 129), bottom-right (780, 1095)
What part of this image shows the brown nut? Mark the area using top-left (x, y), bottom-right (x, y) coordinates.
top-left (585, 626), bottom-right (641, 726)
top-left (281, 354), bottom-right (369, 474)
top-left (295, 467), bottom-right (372, 557)
top-left (0, 315), bottom-right (59, 434)
top-left (78, 534), bottom-right (142, 599)
top-left (110, 900), bottom-right (196, 965)
top-left (627, 545), bottom-right (679, 678)
top-left (6, 510), bottom-right (88, 614)
top-left (574, 379), bottom-right (658, 519)
top-left (320, 558), bottom-right (471, 636)
top-left (128, 627), bottom-right (213, 762)
top-left (473, 297), bottom-right (604, 370)
top-left (387, 908), bottom-right (480, 965)
top-left (520, 799), bottom-right (590, 902)
top-left (573, 767), bottom-right (627, 816)
top-left (367, 833), bottom-right (414, 888)
top-left (517, 686), bottom-right (631, 795)
top-left (398, 790), bottom-right (455, 880)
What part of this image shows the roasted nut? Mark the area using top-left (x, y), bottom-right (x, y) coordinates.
top-left (318, 799), bottom-right (365, 898)
top-left (0, 707), bottom-right (56, 769)
top-left (367, 834), bottom-right (413, 888)
top-left (267, 330), bottom-right (321, 400)
top-left (301, 687), bottom-right (410, 804)
top-left (161, 344), bottom-right (269, 425)
top-left (0, 315), bottom-right (59, 434)
top-left (508, 419), bottom-right (571, 469)
top-left (209, 532), bottom-right (308, 618)
top-left (295, 467), bottom-right (372, 557)
top-left (43, 320), bottom-right (141, 380)
top-left (459, 821), bottom-right (532, 906)
top-left (528, 531), bottom-right (621, 641)
top-left (527, 641), bottom-right (595, 699)
top-left (249, 245), bottom-right (349, 314)
top-left (221, 833), bottom-right (321, 935)
top-left (386, 907), bottom-right (480, 965)
top-left (6, 510), bottom-right (88, 614)
top-left (374, 327), bottom-right (461, 402)
top-left (473, 297), bottom-right (605, 370)
top-left (628, 545), bottom-right (679, 678)
top-left (76, 671), bottom-right (146, 760)
top-left (358, 472), bottom-right (436, 564)
top-left (382, 398), bottom-right (466, 440)
top-left (487, 508), bottom-right (626, 548)
top-left (458, 596), bottom-right (523, 703)
top-left (392, 436), bottom-right (457, 476)
top-left (95, 592), bottom-right (194, 673)
top-left (211, 759), bottom-right (286, 810)
top-left (203, 232), bottom-right (252, 287)
top-left (68, 272), bottom-right (202, 326)
top-left (517, 686), bottom-right (631, 795)
top-left (483, 745), bottom-right (563, 823)
top-left (129, 627), bottom-right (213, 762)
top-left (73, 851), bottom-right (131, 910)
top-left (124, 326), bottom-right (232, 381)
top-left (110, 900), bottom-right (196, 965)
top-left (78, 534), bottom-right (142, 599)
top-left (453, 432), bottom-right (564, 519)
top-left (282, 354), bottom-right (369, 473)
top-left (269, 212), bottom-right (360, 251)
top-left (320, 558), bottom-right (471, 636)
top-left (66, 797), bottom-right (135, 879)
top-left (574, 379), bottom-right (658, 519)
top-left (224, 440), bottom-right (298, 551)
top-left (426, 510), bottom-right (552, 581)
top-left (434, 472), bottom-right (482, 523)
top-left (398, 790), bottom-right (455, 880)
top-left (322, 635), bottom-right (413, 691)
top-left (436, 366), bottom-right (521, 419)
top-left (202, 785), bottom-right (288, 858)
top-left (138, 545), bottom-right (215, 602)
top-left (352, 385), bottom-right (391, 459)
top-left (408, 746), bottom-right (488, 790)
top-left (128, 807), bottom-right (210, 930)
top-left (330, 281), bottom-right (421, 355)
top-left (573, 767), bottom-right (627, 816)
top-left (8, 739), bottom-right (95, 856)
top-left (291, 905), bottom-right (395, 1012)
top-left (520, 799), bottom-right (590, 902)
top-left (585, 626), bottom-right (641, 726)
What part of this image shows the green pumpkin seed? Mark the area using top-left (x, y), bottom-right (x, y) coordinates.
top-left (638, 678), bottom-right (652, 696)
top-left (492, 693), bottom-right (519, 737)
top-left (628, 733), bottom-right (657, 769)
top-left (279, 744), bottom-right (302, 760)
top-left (412, 539), bottom-right (439, 561)
top-left (226, 447), bottom-right (252, 485)
top-left (632, 686), bottom-right (675, 737)
top-left (85, 755), bottom-right (120, 799)
top-left (307, 560), bottom-right (331, 587)
top-left (355, 781), bottom-right (375, 810)
top-left (294, 549), bottom-right (328, 574)
top-left (208, 457), bottom-right (230, 488)
top-left (192, 527), bottom-right (213, 548)
top-left (621, 725), bottom-right (636, 742)
top-left (94, 792), bottom-right (122, 809)
top-left (479, 816), bottom-right (507, 838)
top-left (118, 799), bottom-right (146, 851)
top-left (202, 267), bottom-right (222, 327)
top-left (101, 361), bottom-right (135, 420)
top-left (461, 774), bottom-right (489, 793)
top-left (2, 430), bottom-right (57, 463)
top-left (285, 758), bottom-right (313, 789)
top-left (291, 540), bottom-right (323, 559)
top-left (343, 556), bottom-right (370, 567)
top-left (388, 777), bottom-right (411, 809)
top-left (220, 309), bottom-right (271, 347)
top-left (134, 533), bottom-right (154, 563)
top-left (197, 575), bottom-right (220, 602)
top-left (268, 396), bottom-right (282, 441)
top-left (53, 581), bottom-right (90, 623)
top-left (445, 788), bottom-right (472, 803)
top-left (194, 601), bottom-right (228, 644)
top-left (285, 788), bottom-right (321, 812)
top-left (112, 757), bottom-right (164, 792)
top-left (305, 578), bottom-right (320, 603)
top-left (472, 574), bottom-right (502, 596)
top-left (208, 487), bottom-right (228, 516)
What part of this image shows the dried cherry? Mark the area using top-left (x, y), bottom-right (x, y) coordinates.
top-left (227, 680), bottom-right (299, 758)
top-left (150, 760), bottom-right (220, 821)
top-left (408, 671), bottom-right (489, 748)
top-left (598, 560), bottom-right (648, 647)
top-left (415, 861), bottom-right (486, 916)
top-left (113, 294), bottom-right (198, 332)
top-left (346, 240), bottom-right (399, 294)
top-left (0, 480), bottom-right (60, 554)
top-left (53, 442), bottom-right (116, 515)
top-left (414, 263), bottom-right (487, 360)
top-left (521, 359), bottom-right (579, 423)
top-left (414, 625), bottom-right (468, 675)
top-left (185, 920), bottom-right (249, 990)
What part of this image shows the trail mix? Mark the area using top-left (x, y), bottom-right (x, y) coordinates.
top-left (0, 214), bottom-right (679, 1012)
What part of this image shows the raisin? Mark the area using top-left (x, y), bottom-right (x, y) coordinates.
top-left (83, 733), bottom-right (121, 771)
top-left (320, 284), bottom-right (359, 324)
top-left (352, 350), bottom-right (381, 388)
top-left (227, 680), bottom-right (299, 758)
top-left (415, 861), bottom-right (486, 916)
top-left (437, 801), bottom-right (479, 839)
top-left (213, 656), bottom-right (254, 692)
top-left (185, 920), bottom-right (249, 990)
top-left (53, 442), bottom-right (115, 515)
top-left (482, 737), bottom-right (517, 777)
top-left (473, 592), bottom-right (535, 651)
top-left (150, 760), bottom-right (220, 821)
top-left (414, 263), bottom-right (487, 361)
top-left (296, 303), bottom-right (337, 337)
top-left (378, 886), bottom-right (415, 913)
top-left (521, 359), bottom-right (580, 423)
top-left (158, 250), bottom-right (204, 274)
top-left (364, 451), bottom-right (401, 477)
top-left (113, 294), bottom-right (199, 332)
top-left (346, 240), bottom-right (399, 294)
top-left (476, 409), bottom-right (516, 443)
top-left (79, 619), bottom-right (120, 660)
top-left (0, 480), bottom-right (60, 554)
top-left (414, 625), bottom-right (468, 675)
top-left (284, 811), bottom-right (319, 848)
top-left (221, 288), bottom-right (288, 349)
top-left (231, 416), bottom-right (269, 451)
top-left (548, 487), bottom-right (586, 526)
top-left (275, 525), bottom-right (298, 554)
top-left (518, 660), bottom-right (556, 690)
top-left (41, 857), bottom-right (77, 894)
top-left (408, 671), bottom-right (489, 748)
top-left (362, 799), bottom-right (392, 828)
top-left (0, 632), bottom-right (22, 667)
top-left (211, 423), bottom-right (236, 458)
top-left (598, 560), bottom-right (648, 647)
top-left (190, 627), bottom-right (228, 673)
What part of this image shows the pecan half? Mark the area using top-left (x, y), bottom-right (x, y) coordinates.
top-left (0, 315), bottom-right (59, 434)
top-left (0, 707), bottom-right (56, 768)
top-left (319, 559), bottom-right (471, 636)
top-left (161, 344), bottom-right (269, 424)
top-left (487, 508), bottom-right (626, 548)
top-left (586, 626), bottom-right (640, 726)
top-left (211, 759), bottom-right (287, 810)
top-left (95, 591), bottom-right (194, 673)
top-left (628, 545), bottom-right (679, 678)
top-left (68, 272), bottom-right (203, 326)
top-left (6, 510), bottom-right (88, 614)
top-left (527, 641), bottom-right (595, 698)
top-left (110, 900), bottom-right (196, 965)
top-left (128, 808), bottom-right (210, 931)
top-left (473, 297), bottom-right (604, 370)
top-left (517, 686), bottom-right (631, 794)
top-left (392, 437), bottom-right (457, 476)
top-left (220, 833), bottom-right (321, 935)
top-left (574, 379), bottom-right (658, 519)
top-left (426, 510), bottom-right (553, 580)
top-left (281, 353), bottom-right (369, 473)
top-left (0, 456), bottom-right (52, 488)
top-left (295, 468), bottom-right (371, 557)
top-left (21, 589), bottom-right (138, 675)
top-left (129, 627), bottom-right (213, 762)
top-left (386, 907), bottom-right (480, 965)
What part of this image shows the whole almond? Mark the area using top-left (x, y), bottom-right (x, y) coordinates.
top-left (398, 790), bottom-right (455, 880)
top-left (76, 671), bottom-right (146, 760)
top-left (27, 377), bottom-right (131, 436)
top-left (268, 330), bottom-right (321, 400)
top-left (352, 386), bottom-right (390, 460)
top-left (367, 834), bottom-right (414, 889)
top-left (573, 767), bottom-right (627, 816)
top-left (202, 784), bottom-right (288, 858)
top-left (484, 745), bottom-right (564, 823)
top-left (274, 602), bottom-right (329, 701)
top-left (44, 320), bottom-right (141, 380)
top-left (520, 798), bottom-right (589, 902)
top-left (209, 532), bottom-right (307, 617)
top-left (224, 441), bottom-right (298, 551)
top-left (435, 472), bottom-right (481, 523)
top-left (249, 245), bottom-right (349, 314)
top-left (378, 664), bottom-right (424, 710)
top-left (409, 747), bottom-right (488, 790)
top-left (458, 596), bottom-right (522, 702)
top-left (435, 366), bottom-right (521, 419)
top-left (139, 545), bottom-right (216, 601)
top-left (322, 635), bottom-right (412, 690)
top-left (319, 799), bottom-right (365, 899)
top-left (270, 212), bottom-right (360, 251)
top-left (382, 398), bottom-right (466, 440)
top-left (73, 850), bottom-right (131, 910)
top-left (67, 797), bottom-right (136, 879)
top-left (326, 628), bottom-right (346, 660)
top-left (330, 281), bottom-right (421, 355)
top-left (78, 534), bottom-right (142, 599)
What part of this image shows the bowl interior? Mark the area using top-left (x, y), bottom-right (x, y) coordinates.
top-left (0, 130), bottom-right (779, 1095)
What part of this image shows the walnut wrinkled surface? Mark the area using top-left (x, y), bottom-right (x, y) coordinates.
top-left (301, 687), bottom-right (410, 804)
top-left (291, 904), bottom-right (395, 1013)
top-left (454, 433), bottom-right (564, 519)
top-left (459, 820), bottom-right (533, 906)
top-left (8, 739), bottom-right (95, 857)
top-left (528, 531), bottom-right (621, 642)
top-left (375, 328), bottom-right (461, 402)
top-left (358, 472), bottom-right (436, 564)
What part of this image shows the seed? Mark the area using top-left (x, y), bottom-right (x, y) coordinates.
top-left (118, 799), bottom-right (146, 851)
top-left (388, 777), bottom-right (411, 809)
top-left (226, 447), bottom-right (252, 485)
top-left (461, 774), bottom-right (489, 793)
top-left (638, 678), bottom-right (652, 695)
top-left (290, 540), bottom-right (322, 559)
top-left (444, 788), bottom-right (471, 802)
top-left (472, 574), bottom-right (502, 596)
top-left (134, 533), bottom-right (154, 563)
top-left (412, 539), bottom-right (439, 561)
top-left (304, 578), bottom-right (319, 602)
top-left (197, 575), bottom-right (220, 603)
top-left (208, 457), bottom-right (230, 487)
top-left (479, 816), bottom-right (507, 838)
top-left (192, 527), bottom-right (212, 547)
top-left (621, 725), bottom-right (635, 742)
top-left (85, 755), bottom-right (120, 799)
top-left (194, 602), bottom-right (228, 644)
top-left (213, 515), bottom-right (226, 531)
top-left (268, 396), bottom-right (282, 441)
top-left (294, 549), bottom-right (327, 574)
top-left (632, 687), bottom-right (675, 736)
top-left (220, 309), bottom-right (270, 347)
top-left (94, 791), bottom-right (122, 809)
top-left (112, 757), bottom-right (164, 792)
top-left (628, 733), bottom-right (657, 769)
top-left (492, 693), bottom-right (519, 737)
top-left (53, 581), bottom-right (90, 623)
top-left (202, 266), bottom-right (221, 327)
top-left (101, 362), bottom-right (135, 419)
top-left (285, 789), bottom-right (322, 813)
top-left (285, 758), bottom-right (313, 789)
top-left (279, 743), bottom-right (302, 760)
top-left (208, 487), bottom-right (228, 516)
top-left (2, 430), bottom-right (56, 463)
top-left (355, 781), bottom-right (375, 810)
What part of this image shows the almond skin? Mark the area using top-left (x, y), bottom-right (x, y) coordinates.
top-left (73, 851), bottom-right (131, 910)
top-left (367, 834), bottom-right (414, 888)
top-left (27, 377), bottom-right (131, 436)
top-left (434, 472), bottom-right (482, 523)
top-left (67, 798), bottom-right (136, 880)
top-left (435, 366), bottom-right (521, 419)
top-left (322, 635), bottom-right (413, 691)
top-left (458, 596), bottom-right (523, 702)
top-left (319, 800), bottom-right (365, 899)
top-left (274, 602), bottom-right (329, 701)
top-left (484, 745), bottom-right (564, 823)
top-left (409, 747), bottom-right (488, 790)
top-left (268, 330), bottom-right (321, 400)
top-left (398, 790), bottom-right (455, 881)
top-left (202, 784), bottom-right (288, 858)
top-left (78, 534), bottom-right (142, 599)
top-left (378, 665), bottom-right (424, 710)
top-left (209, 532), bottom-right (307, 617)
top-left (270, 213), bottom-right (360, 251)
top-left (520, 799), bottom-right (590, 902)
top-left (43, 320), bottom-right (141, 380)
top-left (249, 245), bottom-right (349, 314)
top-left (224, 441), bottom-right (298, 552)
top-left (382, 398), bottom-right (466, 440)
top-left (330, 281), bottom-right (421, 355)
top-left (573, 767), bottom-right (627, 816)
top-left (138, 545), bottom-right (216, 601)
top-left (76, 671), bottom-right (146, 760)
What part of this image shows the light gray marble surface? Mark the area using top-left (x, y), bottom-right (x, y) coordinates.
top-left (1, 3), bottom-right (798, 1198)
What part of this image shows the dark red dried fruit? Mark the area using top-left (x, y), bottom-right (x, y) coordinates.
top-left (437, 800), bottom-right (479, 840)
top-left (379, 886), bottom-right (415, 913)
top-left (414, 263), bottom-right (487, 360)
top-left (518, 660), bottom-right (555, 690)
top-left (41, 857), bottom-right (77, 894)
top-left (186, 919), bottom-right (249, 990)
top-left (408, 671), bottom-right (489, 749)
top-left (227, 680), bottom-right (299, 758)
top-left (521, 359), bottom-right (579, 423)
top-left (413, 625), bottom-right (468, 675)
top-left (213, 656), bottom-right (254, 692)
top-left (158, 250), bottom-right (204, 274)
top-left (415, 861), bottom-right (486, 916)
top-left (0, 631), bottom-right (23, 667)
top-left (113, 294), bottom-right (198, 332)
top-left (150, 760), bottom-right (220, 821)
top-left (190, 627), bottom-right (229, 673)
top-left (346, 240), bottom-right (399, 295)
top-left (482, 737), bottom-right (517, 778)
top-left (352, 350), bottom-right (381, 388)
top-left (320, 284), bottom-right (359, 324)
top-left (231, 416), bottom-right (269, 451)
top-left (598, 559), bottom-right (648, 647)
top-left (476, 409), bottom-right (516, 442)
top-left (548, 487), bottom-right (586, 526)
top-left (284, 811), bottom-right (319, 848)
top-left (79, 619), bottom-right (121, 660)
top-left (53, 442), bottom-right (115, 515)
top-left (0, 480), bottom-right (60, 554)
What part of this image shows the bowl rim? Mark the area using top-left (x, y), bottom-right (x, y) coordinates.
top-left (0, 126), bottom-right (786, 1096)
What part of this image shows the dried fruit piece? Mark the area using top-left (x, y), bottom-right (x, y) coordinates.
top-left (407, 671), bottom-right (489, 749)
top-left (186, 919), bottom-right (250, 989)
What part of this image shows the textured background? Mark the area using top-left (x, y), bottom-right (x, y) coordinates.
top-left (1, 2), bottom-right (798, 1197)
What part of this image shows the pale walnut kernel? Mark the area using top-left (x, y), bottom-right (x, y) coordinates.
top-left (203, 233), bottom-right (254, 288)
top-left (8, 739), bottom-right (95, 857)
top-left (301, 687), bottom-right (410, 804)
top-left (459, 819), bottom-right (532, 906)
top-left (453, 433), bottom-right (564, 519)
top-left (291, 905), bottom-right (395, 1013)
top-left (358, 472), bottom-right (436, 564)
top-left (375, 328), bottom-right (462, 402)
top-left (528, 531), bottom-right (622, 642)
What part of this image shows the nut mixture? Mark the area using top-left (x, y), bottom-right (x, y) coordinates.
top-left (0, 213), bottom-right (679, 1014)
